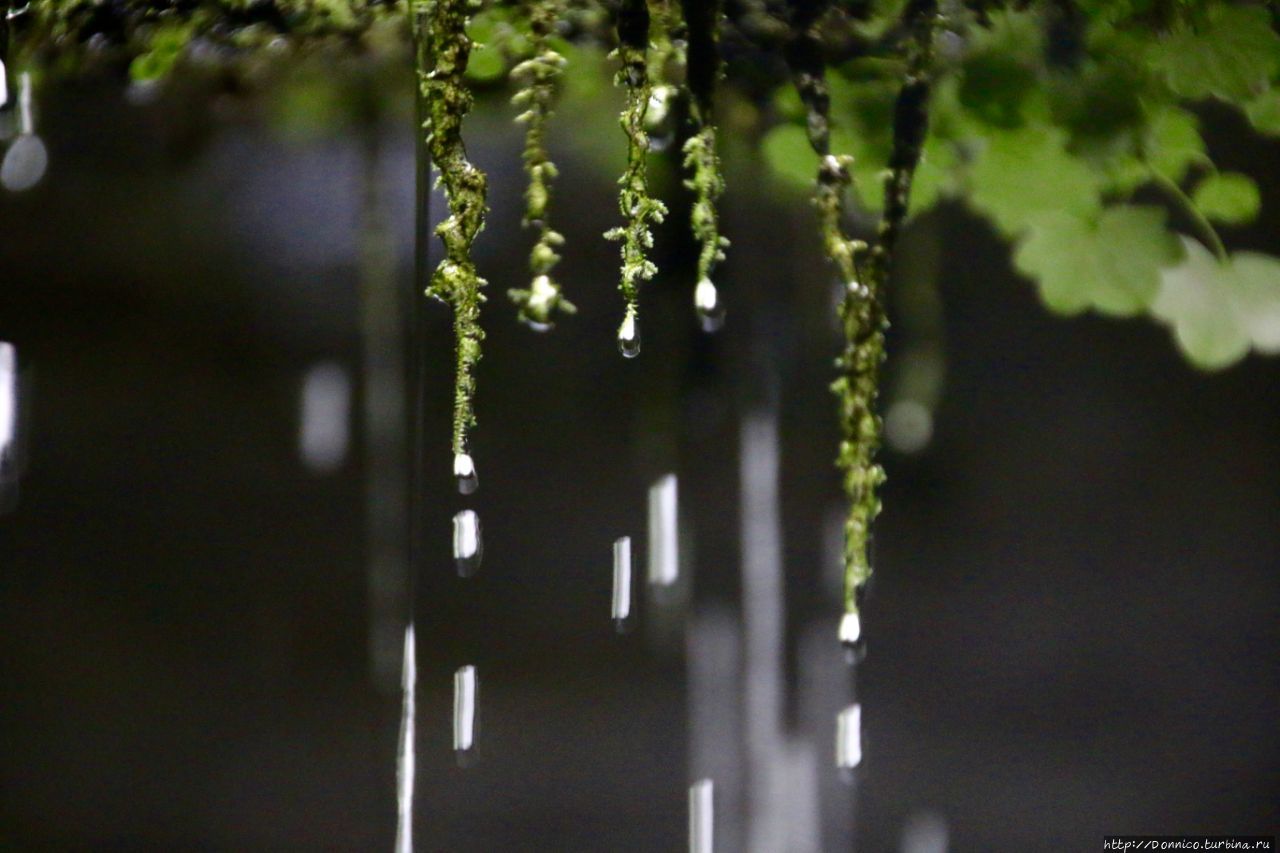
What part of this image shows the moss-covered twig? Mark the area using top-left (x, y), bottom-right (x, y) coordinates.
top-left (681, 0), bottom-right (728, 326)
top-left (508, 0), bottom-right (577, 328)
top-left (831, 0), bottom-right (938, 618)
top-left (413, 0), bottom-right (488, 459)
top-left (605, 0), bottom-right (667, 357)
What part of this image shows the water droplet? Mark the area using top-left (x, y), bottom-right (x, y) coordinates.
top-left (612, 536), bottom-right (632, 631)
top-left (2, 73), bottom-right (45, 193)
top-left (395, 624), bottom-right (416, 853)
top-left (452, 510), bottom-right (482, 577)
top-left (694, 277), bottom-right (725, 333)
top-left (839, 611), bottom-right (866, 664)
top-left (617, 313), bottom-right (641, 359)
top-left (453, 452), bottom-right (478, 495)
top-left (647, 474), bottom-right (678, 586)
top-left (453, 664), bottom-right (477, 760)
top-left (689, 779), bottom-right (714, 853)
top-left (836, 703), bottom-right (862, 774)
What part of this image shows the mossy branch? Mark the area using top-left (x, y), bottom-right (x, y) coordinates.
top-left (832, 0), bottom-right (939, 616)
top-left (605, 0), bottom-right (667, 352)
top-left (508, 0), bottom-right (576, 328)
top-left (414, 0), bottom-right (488, 457)
top-left (680, 0), bottom-right (728, 304)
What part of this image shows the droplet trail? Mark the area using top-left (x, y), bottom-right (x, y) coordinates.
top-left (647, 474), bottom-right (678, 586)
top-left (689, 778), bottom-right (714, 853)
top-left (836, 703), bottom-right (862, 773)
top-left (395, 624), bottom-right (416, 853)
top-left (612, 536), bottom-right (633, 630)
top-left (453, 665), bottom-right (477, 759)
top-left (452, 510), bottom-right (482, 577)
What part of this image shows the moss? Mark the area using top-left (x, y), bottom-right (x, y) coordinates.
top-left (414, 0), bottom-right (488, 457)
top-left (830, 0), bottom-right (939, 615)
top-left (680, 0), bottom-right (727, 298)
top-left (507, 0), bottom-right (576, 328)
top-left (604, 0), bottom-right (667, 352)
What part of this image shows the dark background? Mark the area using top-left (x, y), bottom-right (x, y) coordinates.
top-left (0, 75), bottom-right (1276, 851)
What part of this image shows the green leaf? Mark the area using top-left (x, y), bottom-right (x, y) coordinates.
top-left (1151, 238), bottom-right (1251, 369)
top-left (1231, 252), bottom-right (1280, 353)
top-left (1192, 172), bottom-right (1261, 226)
top-left (761, 123), bottom-right (816, 189)
top-left (1244, 90), bottom-right (1280, 136)
top-left (1150, 5), bottom-right (1280, 103)
top-left (967, 126), bottom-right (1102, 236)
top-left (1014, 205), bottom-right (1182, 317)
top-left (1144, 107), bottom-right (1207, 184)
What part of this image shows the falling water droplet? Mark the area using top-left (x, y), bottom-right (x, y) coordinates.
top-left (839, 612), bottom-right (866, 664)
top-left (453, 452), bottom-right (478, 495)
top-left (452, 510), bottom-right (482, 577)
top-left (1, 72), bottom-right (45, 193)
top-left (453, 665), bottom-right (477, 763)
top-left (645, 85), bottom-right (675, 152)
top-left (694, 277), bottom-right (725, 333)
top-left (618, 313), bottom-right (641, 359)
top-left (612, 536), bottom-right (633, 631)
top-left (395, 624), bottom-right (416, 853)
top-left (689, 778), bottom-right (714, 853)
top-left (836, 703), bottom-right (863, 777)
top-left (647, 474), bottom-right (678, 587)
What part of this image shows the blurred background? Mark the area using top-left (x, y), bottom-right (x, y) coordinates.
top-left (0, 56), bottom-right (1277, 851)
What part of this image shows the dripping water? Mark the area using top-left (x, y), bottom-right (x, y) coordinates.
top-left (689, 779), bottom-right (714, 853)
top-left (839, 612), bottom-right (866, 665)
top-left (645, 85), bottom-right (676, 152)
top-left (451, 509), bottom-right (482, 577)
top-left (694, 278), bottom-right (725, 333)
top-left (647, 474), bottom-right (678, 586)
top-left (1, 72), bottom-right (46, 193)
top-left (901, 811), bottom-right (950, 853)
top-left (453, 451), bottom-right (478, 495)
top-left (297, 362), bottom-right (351, 473)
top-left (835, 703), bottom-right (862, 777)
top-left (617, 313), bottom-right (642, 359)
top-left (612, 535), bottom-right (633, 631)
top-left (453, 665), bottom-right (477, 762)
top-left (394, 624), bottom-right (416, 853)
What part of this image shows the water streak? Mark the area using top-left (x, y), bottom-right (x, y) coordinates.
top-left (298, 362), bottom-right (351, 473)
top-left (647, 474), bottom-right (678, 586)
top-left (836, 703), bottom-right (862, 772)
top-left (612, 536), bottom-right (632, 629)
top-left (0, 342), bottom-right (15, 465)
top-left (453, 665), bottom-right (477, 757)
top-left (395, 624), bottom-right (416, 853)
top-left (452, 510), bottom-right (482, 577)
top-left (1, 72), bottom-right (45, 192)
top-left (689, 779), bottom-right (714, 853)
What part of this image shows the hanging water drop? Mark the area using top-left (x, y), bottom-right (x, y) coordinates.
top-left (611, 536), bottom-right (633, 631)
top-left (694, 277), bottom-right (725, 333)
top-left (839, 611), bottom-right (866, 664)
top-left (618, 312), bottom-right (642, 358)
top-left (836, 703), bottom-right (863, 776)
top-left (452, 509), bottom-right (482, 577)
top-left (453, 664), bottom-right (477, 762)
top-left (645, 85), bottom-right (675, 152)
top-left (453, 451), bottom-right (478, 495)
top-left (1, 73), bottom-right (46, 193)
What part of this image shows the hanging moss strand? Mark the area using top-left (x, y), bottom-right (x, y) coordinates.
top-left (681, 0), bottom-right (728, 294)
top-left (833, 0), bottom-right (939, 616)
top-left (605, 0), bottom-right (668, 350)
top-left (508, 0), bottom-right (576, 328)
top-left (413, 0), bottom-right (489, 457)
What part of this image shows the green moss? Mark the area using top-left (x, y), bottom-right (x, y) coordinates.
top-left (414, 0), bottom-right (488, 457)
top-left (605, 0), bottom-right (668, 350)
top-left (507, 0), bottom-right (576, 328)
